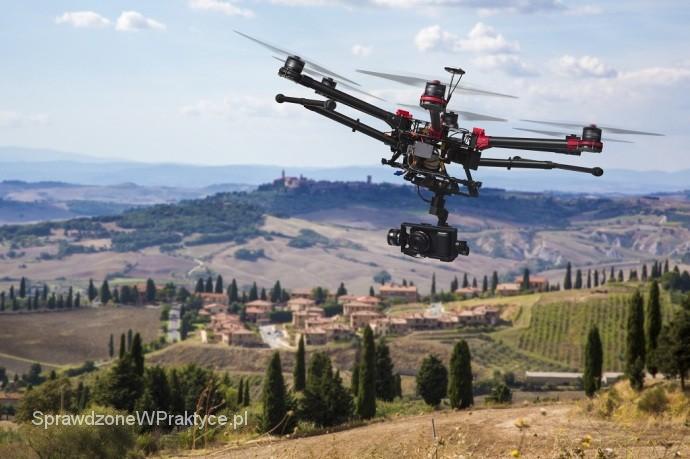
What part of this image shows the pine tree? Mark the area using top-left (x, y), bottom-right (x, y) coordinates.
top-left (294, 335), bottom-right (306, 391)
top-left (108, 334), bottom-right (114, 359)
top-left (482, 275), bottom-right (488, 292)
top-left (448, 340), bottom-right (473, 409)
top-left (583, 326), bottom-right (603, 397)
top-left (301, 352), bottom-right (353, 427)
top-left (491, 271), bottom-right (498, 292)
top-left (450, 276), bottom-right (458, 292)
top-left (260, 287), bottom-right (267, 301)
top-left (375, 339), bottom-right (396, 401)
top-left (626, 290), bottom-right (646, 390)
top-left (237, 378), bottom-right (244, 406)
top-left (195, 278), bottom-right (204, 293)
top-left (215, 275), bottom-right (224, 294)
top-left (462, 273), bottom-right (469, 288)
top-left (652, 302), bottom-right (690, 390)
top-left (575, 269), bottom-right (583, 289)
top-left (88, 279), bottom-right (97, 301)
top-left (131, 333), bottom-right (144, 376)
top-left (228, 279), bottom-right (239, 303)
top-left (249, 282), bottom-right (258, 301)
top-left (356, 326), bottom-right (376, 419)
top-left (146, 278), bottom-right (156, 303)
top-left (646, 280), bottom-right (662, 376)
top-left (260, 352), bottom-right (290, 433)
top-left (416, 354), bottom-right (448, 407)
top-left (100, 280), bottom-right (111, 304)
top-left (19, 277), bottom-right (26, 298)
top-left (564, 263), bottom-right (572, 290)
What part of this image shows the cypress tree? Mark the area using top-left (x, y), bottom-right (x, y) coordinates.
top-left (88, 279), bottom-right (97, 301)
top-left (375, 339), bottom-right (396, 401)
top-left (66, 287), bottom-right (73, 308)
top-left (641, 264), bottom-right (648, 281)
top-left (618, 269), bottom-right (624, 282)
top-left (146, 278), bottom-right (156, 303)
top-left (260, 352), bottom-right (289, 434)
top-left (564, 263), bottom-right (572, 290)
top-left (462, 273), bottom-right (469, 288)
top-left (75, 292), bottom-right (80, 308)
top-left (119, 333), bottom-right (126, 359)
top-left (294, 335), bottom-right (306, 391)
top-left (356, 325), bottom-right (376, 419)
top-left (131, 333), bottom-right (144, 376)
top-left (249, 282), bottom-right (258, 301)
top-left (586, 270), bottom-right (592, 289)
top-left (646, 280), bottom-right (662, 376)
top-left (472, 277), bottom-right (477, 288)
top-left (243, 380), bottom-right (250, 406)
top-left (450, 276), bottom-right (458, 293)
top-left (491, 271), bottom-right (498, 292)
top-left (448, 340), bottom-right (473, 409)
top-left (108, 334), bottom-right (114, 359)
top-left (416, 354), bottom-right (448, 407)
top-left (369, 286), bottom-right (375, 297)
top-left (664, 259), bottom-right (669, 274)
top-left (271, 281), bottom-right (283, 302)
top-left (100, 280), bottom-right (111, 304)
top-left (260, 287), bottom-right (267, 301)
top-left (195, 278), bottom-right (204, 293)
top-left (626, 290), bottom-right (646, 390)
top-left (521, 268), bottom-right (530, 291)
top-left (394, 373), bottom-right (402, 398)
top-left (583, 325), bottom-right (603, 397)
top-left (594, 270), bottom-right (599, 287)
top-left (215, 275), bottom-right (224, 294)
top-left (482, 275), bottom-right (488, 292)
top-left (575, 269), bottom-right (583, 289)
top-left (351, 343), bottom-right (360, 396)
top-left (237, 378), bottom-right (244, 406)
top-left (229, 279), bottom-right (239, 303)
top-left (19, 277), bottom-right (26, 298)
top-left (42, 284), bottom-right (48, 302)
top-left (336, 282), bottom-right (347, 297)
top-left (0, 291), bottom-right (4, 311)
top-left (9, 286), bottom-right (14, 300)
top-left (127, 329), bottom-right (133, 352)
top-left (204, 276), bottom-right (213, 293)
top-left (430, 273), bottom-right (436, 297)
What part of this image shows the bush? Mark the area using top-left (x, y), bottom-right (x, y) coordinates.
top-left (234, 248), bottom-right (265, 261)
top-left (637, 386), bottom-right (668, 415)
top-left (485, 382), bottom-right (512, 404)
top-left (287, 229), bottom-right (329, 249)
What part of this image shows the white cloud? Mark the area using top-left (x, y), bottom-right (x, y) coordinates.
top-left (557, 55), bottom-right (618, 78)
top-left (115, 11), bottom-right (166, 32)
top-left (619, 66), bottom-right (690, 86)
top-left (180, 95), bottom-right (293, 120)
top-left (0, 111), bottom-right (49, 128)
top-left (188, 0), bottom-right (254, 18)
top-left (55, 11), bottom-right (111, 29)
top-left (414, 23), bottom-right (519, 54)
top-left (351, 44), bottom-right (373, 57)
top-left (473, 54), bottom-right (538, 76)
top-left (372, 0), bottom-right (567, 13)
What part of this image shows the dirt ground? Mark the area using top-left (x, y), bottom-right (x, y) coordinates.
top-left (172, 403), bottom-right (690, 459)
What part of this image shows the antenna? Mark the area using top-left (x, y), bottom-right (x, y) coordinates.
top-left (444, 67), bottom-right (465, 105)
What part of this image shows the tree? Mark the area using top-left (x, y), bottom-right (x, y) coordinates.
top-left (416, 354), bottom-right (448, 407)
top-left (486, 382), bottom-right (512, 404)
top-left (260, 287), bottom-right (267, 301)
top-left (249, 282), bottom-right (258, 301)
top-left (195, 278), bottom-right (204, 294)
top-left (394, 373), bottom-right (402, 398)
top-left (127, 329), bottom-right (133, 352)
top-left (215, 275), bottom-right (224, 294)
top-left (369, 286), bottom-right (375, 297)
top-left (93, 353), bottom-right (142, 411)
top-left (448, 340), bottom-right (473, 409)
top-left (586, 269), bottom-right (592, 289)
top-left (521, 268), bottom-right (530, 291)
top-left (294, 335), bottom-right (306, 391)
top-left (373, 270), bottom-right (391, 285)
top-left (646, 280), bottom-right (662, 376)
top-left (652, 304), bottom-right (690, 390)
top-left (583, 326), bottom-right (603, 397)
top-left (88, 278), bottom-right (97, 301)
top-left (491, 271), bottom-right (498, 293)
top-left (205, 276), bottom-right (214, 293)
top-left (450, 276), bottom-right (458, 293)
top-left (575, 269), bottom-right (583, 289)
top-left (19, 277), bottom-right (26, 298)
top-left (119, 333), bottom-right (126, 359)
top-left (618, 269), bottom-right (624, 282)
top-left (564, 262), bottom-right (572, 290)
top-left (626, 290), bottom-right (646, 390)
top-left (430, 273), bottom-right (436, 297)
top-left (227, 278), bottom-right (239, 303)
top-left (594, 270), bottom-right (599, 287)
top-left (336, 282), bottom-right (347, 297)
top-left (356, 325), bottom-right (376, 419)
top-left (482, 275), bottom-right (488, 293)
top-left (145, 278), bottom-right (156, 303)
top-left (25, 362), bottom-right (44, 386)
top-left (351, 343), bottom-right (360, 396)
top-left (271, 280), bottom-right (282, 303)
top-left (108, 334), bottom-right (114, 359)
top-left (237, 378), bottom-right (244, 406)
top-left (260, 352), bottom-right (290, 434)
top-left (100, 280), bottom-right (111, 304)
top-left (462, 273), bottom-right (469, 289)
top-left (375, 339), bottom-right (396, 401)
top-left (131, 333), bottom-right (144, 376)
top-left (243, 381), bottom-right (250, 406)
top-left (301, 352), bottom-right (353, 427)
top-left (641, 264), bottom-right (648, 281)
top-left (135, 366), bottom-right (171, 418)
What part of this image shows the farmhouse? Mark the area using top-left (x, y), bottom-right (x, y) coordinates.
top-left (244, 306), bottom-right (270, 324)
top-left (287, 297), bottom-right (316, 312)
top-left (301, 328), bottom-right (327, 345)
top-left (198, 292), bottom-right (229, 305)
top-left (455, 287), bottom-right (481, 298)
top-left (0, 391), bottom-right (22, 408)
top-left (290, 288), bottom-right (313, 300)
top-left (229, 328), bottom-right (262, 347)
top-left (199, 303), bottom-right (226, 317)
top-left (245, 299), bottom-right (274, 311)
top-left (343, 301), bottom-right (379, 317)
top-left (350, 310), bottom-right (383, 329)
top-left (495, 283), bottom-right (522, 296)
top-left (525, 371), bottom-right (582, 386)
top-left (370, 317), bottom-right (409, 336)
top-left (292, 308), bottom-right (325, 328)
top-left (379, 283), bottom-right (418, 302)
top-left (457, 305), bottom-right (500, 326)
top-left (513, 275), bottom-right (549, 291)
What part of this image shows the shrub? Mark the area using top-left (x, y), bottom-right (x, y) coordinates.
top-left (637, 386), bottom-right (668, 415)
top-left (485, 382), bottom-right (512, 404)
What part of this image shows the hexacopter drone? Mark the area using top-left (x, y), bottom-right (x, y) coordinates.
top-left (237, 31), bottom-right (663, 262)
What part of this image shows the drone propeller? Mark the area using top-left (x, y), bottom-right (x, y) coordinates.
top-left (520, 119), bottom-right (663, 136)
top-left (235, 30), bottom-right (361, 86)
top-left (398, 103), bottom-right (507, 122)
top-left (513, 127), bottom-right (634, 143)
top-left (356, 69), bottom-right (518, 99)
top-left (270, 56), bottom-right (385, 102)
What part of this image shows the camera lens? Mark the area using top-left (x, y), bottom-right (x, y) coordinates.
top-left (408, 230), bottom-right (431, 254)
top-left (387, 229), bottom-right (402, 247)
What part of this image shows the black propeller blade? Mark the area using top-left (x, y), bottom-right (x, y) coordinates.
top-left (513, 127), bottom-right (634, 143)
top-left (520, 119), bottom-right (663, 136)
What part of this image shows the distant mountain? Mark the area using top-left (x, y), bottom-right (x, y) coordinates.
top-left (2, 146), bottom-right (689, 194)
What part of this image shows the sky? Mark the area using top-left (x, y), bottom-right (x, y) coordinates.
top-left (1, 0), bottom-right (689, 172)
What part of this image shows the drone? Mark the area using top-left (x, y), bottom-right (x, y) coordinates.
top-left (237, 31), bottom-right (663, 262)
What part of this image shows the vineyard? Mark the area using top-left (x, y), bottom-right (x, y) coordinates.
top-left (511, 291), bottom-right (676, 372)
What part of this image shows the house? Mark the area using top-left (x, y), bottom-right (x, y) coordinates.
top-left (495, 283), bottom-right (521, 296)
top-left (292, 308), bottom-right (324, 329)
top-left (245, 299), bottom-right (274, 312)
top-left (302, 328), bottom-right (327, 345)
top-left (350, 310), bottom-right (383, 329)
top-left (0, 391), bottom-right (22, 408)
top-left (198, 292), bottom-right (229, 305)
top-left (245, 306), bottom-right (270, 324)
top-left (287, 297), bottom-right (316, 312)
top-left (343, 301), bottom-right (379, 317)
top-left (456, 305), bottom-right (500, 326)
top-left (455, 287), bottom-right (481, 298)
top-left (525, 371), bottom-right (582, 386)
top-left (402, 312), bottom-right (439, 330)
top-left (290, 288), bottom-right (313, 300)
top-left (230, 329), bottom-right (262, 347)
top-left (379, 284), bottom-right (418, 302)
top-left (370, 317), bottom-right (409, 336)
top-left (513, 275), bottom-right (549, 291)
top-left (210, 313), bottom-right (241, 334)
top-left (437, 314), bottom-right (460, 329)
top-left (322, 323), bottom-right (355, 341)
top-left (201, 303), bottom-right (226, 316)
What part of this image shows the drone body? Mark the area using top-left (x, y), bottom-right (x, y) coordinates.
top-left (237, 31), bottom-right (662, 262)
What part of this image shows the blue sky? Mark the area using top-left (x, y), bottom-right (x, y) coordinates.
top-left (1, 0), bottom-right (689, 171)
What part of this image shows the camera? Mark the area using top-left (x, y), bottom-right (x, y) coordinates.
top-left (387, 223), bottom-right (469, 262)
